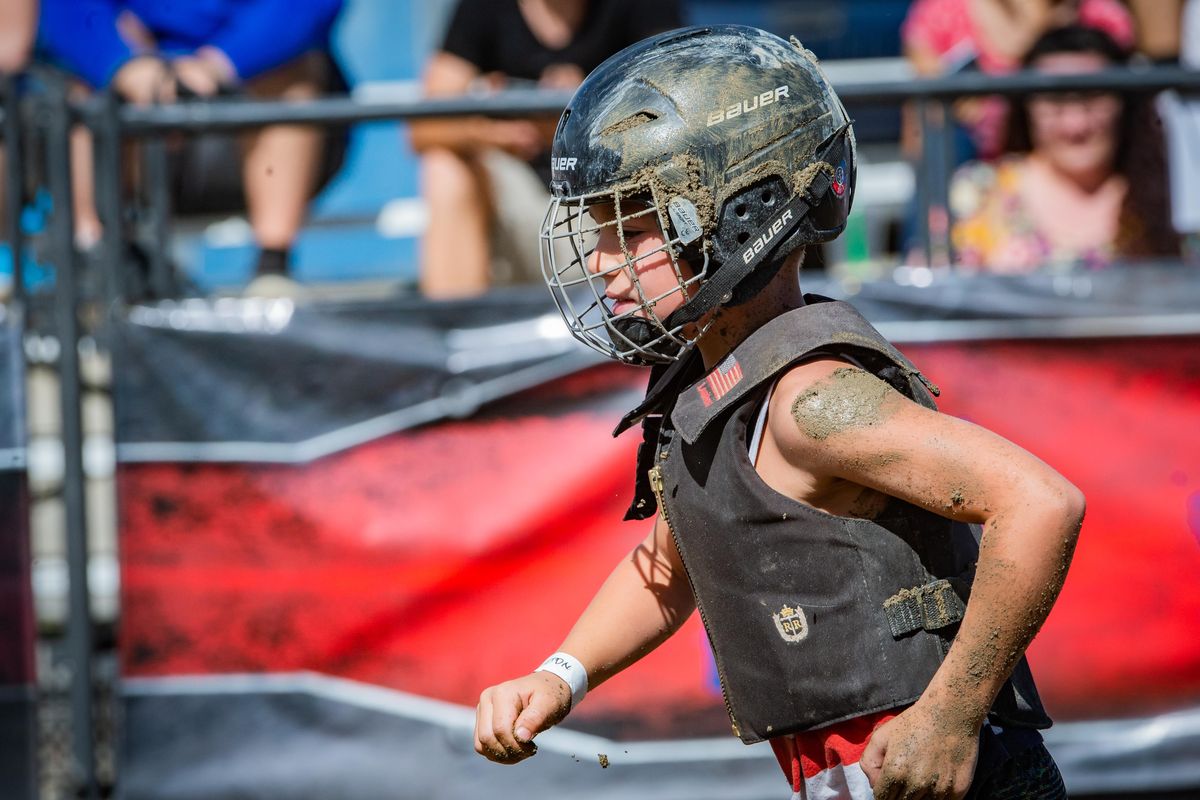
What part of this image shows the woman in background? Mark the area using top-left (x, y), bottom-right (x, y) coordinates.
top-left (902, 0), bottom-right (1133, 158)
top-left (950, 25), bottom-right (1180, 272)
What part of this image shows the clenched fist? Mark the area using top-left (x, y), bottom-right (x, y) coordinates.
top-left (474, 671), bottom-right (573, 764)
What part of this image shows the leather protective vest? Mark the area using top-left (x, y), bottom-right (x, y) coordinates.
top-left (618, 297), bottom-right (1051, 744)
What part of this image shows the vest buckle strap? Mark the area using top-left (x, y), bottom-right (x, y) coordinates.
top-left (884, 579), bottom-right (966, 638)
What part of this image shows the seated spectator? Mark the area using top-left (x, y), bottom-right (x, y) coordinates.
top-left (36, 0), bottom-right (344, 295)
top-left (0, 0), bottom-right (35, 75)
top-left (902, 0), bottom-right (1133, 158)
top-left (409, 0), bottom-right (682, 300)
top-left (0, 0), bottom-right (36, 301)
top-left (1125, 0), bottom-right (1185, 65)
top-left (950, 25), bottom-right (1180, 272)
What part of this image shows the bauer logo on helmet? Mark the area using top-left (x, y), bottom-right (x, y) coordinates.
top-left (742, 209), bottom-right (794, 265)
top-left (706, 85), bottom-right (790, 127)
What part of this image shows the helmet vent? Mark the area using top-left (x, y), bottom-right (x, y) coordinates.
top-left (600, 111), bottom-right (659, 137)
top-left (655, 27), bottom-right (712, 47)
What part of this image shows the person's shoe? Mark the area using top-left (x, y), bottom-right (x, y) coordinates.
top-left (243, 273), bottom-right (306, 299)
top-left (244, 246), bottom-right (305, 298)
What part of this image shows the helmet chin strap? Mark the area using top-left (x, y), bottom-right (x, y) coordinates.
top-left (611, 316), bottom-right (682, 361)
top-left (663, 192), bottom-right (811, 330)
top-left (662, 128), bottom-right (846, 331)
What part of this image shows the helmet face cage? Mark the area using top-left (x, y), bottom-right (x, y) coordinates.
top-left (540, 180), bottom-right (712, 366)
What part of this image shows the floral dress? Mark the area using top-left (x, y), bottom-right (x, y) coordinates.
top-left (950, 157), bottom-right (1116, 272)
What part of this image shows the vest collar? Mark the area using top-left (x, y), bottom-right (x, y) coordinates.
top-left (612, 348), bottom-right (705, 437)
top-left (670, 296), bottom-right (934, 445)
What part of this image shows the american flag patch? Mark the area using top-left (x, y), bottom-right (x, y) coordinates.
top-left (698, 355), bottom-right (744, 406)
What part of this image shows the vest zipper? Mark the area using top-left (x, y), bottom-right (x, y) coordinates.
top-left (649, 463), bottom-right (742, 740)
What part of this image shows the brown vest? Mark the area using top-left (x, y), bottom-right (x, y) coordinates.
top-left (619, 297), bottom-right (1051, 744)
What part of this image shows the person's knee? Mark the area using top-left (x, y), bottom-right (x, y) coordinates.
top-left (422, 148), bottom-right (487, 211)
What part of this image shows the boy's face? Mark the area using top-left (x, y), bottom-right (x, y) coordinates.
top-left (585, 200), bottom-right (696, 323)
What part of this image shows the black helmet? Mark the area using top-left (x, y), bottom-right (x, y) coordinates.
top-left (540, 24), bottom-right (856, 365)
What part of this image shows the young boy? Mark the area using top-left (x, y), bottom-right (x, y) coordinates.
top-left (474, 25), bottom-right (1083, 799)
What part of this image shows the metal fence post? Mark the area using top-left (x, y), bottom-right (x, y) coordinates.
top-left (918, 99), bottom-right (953, 268)
top-left (939, 97), bottom-right (958, 265)
top-left (141, 135), bottom-right (174, 298)
top-left (42, 81), bottom-right (99, 800)
top-left (916, 99), bottom-right (932, 267)
top-left (2, 75), bottom-right (25, 305)
top-left (92, 93), bottom-right (125, 313)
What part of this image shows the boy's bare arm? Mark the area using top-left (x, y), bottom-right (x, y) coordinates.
top-left (769, 359), bottom-right (1085, 799)
top-left (474, 514), bottom-right (695, 764)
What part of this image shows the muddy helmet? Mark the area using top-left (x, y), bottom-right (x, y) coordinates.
top-left (540, 24), bottom-right (856, 365)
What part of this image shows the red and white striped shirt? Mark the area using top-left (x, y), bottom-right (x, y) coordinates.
top-left (769, 710), bottom-right (896, 800)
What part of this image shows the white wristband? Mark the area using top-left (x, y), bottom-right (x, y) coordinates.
top-left (536, 652), bottom-right (588, 709)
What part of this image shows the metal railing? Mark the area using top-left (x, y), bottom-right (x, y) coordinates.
top-left (58, 65), bottom-right (1200, 304)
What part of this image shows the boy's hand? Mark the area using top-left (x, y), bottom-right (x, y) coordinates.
top-left (861, 699), bottom-right (979, 800)
top-left (474, 672), bottom-right (572, 764)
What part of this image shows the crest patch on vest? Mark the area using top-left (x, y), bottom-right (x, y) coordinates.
top-left (773, 604), bottom-right (809, 643)
top-left (697, 355), bottom-right (744, 407)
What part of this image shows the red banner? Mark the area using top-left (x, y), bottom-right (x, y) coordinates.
top-left (118, 336), bottom-right (1200, 733)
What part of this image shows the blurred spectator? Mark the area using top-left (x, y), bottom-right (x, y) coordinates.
top-left (950, 25), bottom-right (1180, 272)
top-left (36, 0), bottom-right (344, 295)
top-left (902, 0), bottom-right (1133, 158)
top-left (0, 0), bottom-right (36, 299)
top-left (0, 0), bottom-right (37, 75)
top-left (410, 0), bottom-right (683, 299)
top-left (1157, 0), bottom-right (1200, 254)
top-left (1124, 0), bottom-right (1185, 64)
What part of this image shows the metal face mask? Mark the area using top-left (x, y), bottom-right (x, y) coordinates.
top-left (540, 180), bottom-right (710, 366)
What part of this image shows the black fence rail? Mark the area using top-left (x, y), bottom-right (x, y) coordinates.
top-left (57, 65), bottom-right (1200, 304)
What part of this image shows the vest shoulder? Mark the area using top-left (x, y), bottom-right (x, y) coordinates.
top-left (772, 353), bottom-right (865, 397)
top-left (671, 301), bottom-right (938, 444)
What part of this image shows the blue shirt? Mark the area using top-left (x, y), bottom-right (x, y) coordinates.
top-left (37, 0), bottom-right (343, 88)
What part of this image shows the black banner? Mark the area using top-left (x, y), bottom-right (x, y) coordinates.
top-left (112, 287), bottom-right (600, 461)
top-left (110, 267), bottom-right (1200, 461)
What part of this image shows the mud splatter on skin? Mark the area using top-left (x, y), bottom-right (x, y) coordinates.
top-left (872, 708), bottom-right (975, 799)
top-left (839, 451), bottom-right (905, 520)
top-left (844, 450), bottom-right (904, 474)
top-left (846, 488), bottom-right (890, 520)
top-left (938, 510), bottom-right (1082, 731)
top-left (949, 487), bottom-right (967, 510)
top-left (791, 367), bottom-right (899, 440)
top-left (867, 510), bottom-right (1083, 797)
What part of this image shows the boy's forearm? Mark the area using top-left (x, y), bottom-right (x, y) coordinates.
top-left (558, 534), bottom-right (695, 690)
top-left (922, 496), bottom-right (1084, 729)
